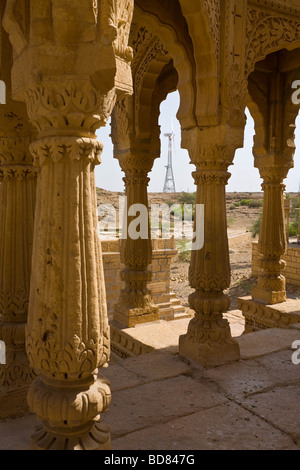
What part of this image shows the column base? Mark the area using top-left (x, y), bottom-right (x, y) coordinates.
top-left (238, 296), bottom-right (300, 333)
top-left (30, 420), bottom-right (111, 451)
top-left (179, 318), bottom-right (240, 368)
top-left (113, 306), bottom-right (160, 328)
top-left (252, 286), bottom-right (286, 305)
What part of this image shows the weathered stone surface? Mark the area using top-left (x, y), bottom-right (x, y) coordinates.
top-left (105, 376), bottom-right (227, 439)
top-left (0, 415), bottom-right (38, 450)
top-left (203, 359), bottom-right (280, 399)
top-left (109, 352), bottom-right (193, 383)
top-left (242, 384), bottom-right (300, 444)
top-left (236, 328), bottom-right (300, 359)
top-left (99, 365), bottom-right (143, 393)
top-left (254, 350), bottom-right (300, 384)
top-left (113, 402), bottom-right (297, 450)
top-left (114, 318), bottom-right (191, 354)
top-left (239, 297), bottom-right (300, 333)
top-left (203, 349), bottom-right (300, 399)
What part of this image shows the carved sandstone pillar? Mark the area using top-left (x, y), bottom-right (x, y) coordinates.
top-left (179, 135), bottom-right (240, 368)
top-left (3, 0), bottom-right (134, 449)
top-left (21, 84), bottom-right (112, 450)
top-left (252, 163), bottom-right (291, 305)
top-left (0, 87), bottom-right (37, 419)
top-left (113, 154), bottom-right (159, 327)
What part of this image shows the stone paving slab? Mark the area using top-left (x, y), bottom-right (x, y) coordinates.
top-left (236, 328), bottom-right (300, 359)
top-left (116, 352), bottom-right (193, 382)
top-left (0, 414), bottom-right (37, 450)
top-left (203, 350), bottom-right (300, 399)
top-left (100, 364), bottom-right (143, 392)
top-left (112, 401), bottom-right (298, 450)
top-left (118, 319), bottom-right (191, 353)
top-left (242, 384), bottom-right (300, 444)
top-left (254, 350), bottom-right (300, 385)
top-left (104, 375), bottom-right (227, 439)
top-left (1, 325), bottom-right (299, 450)
top-left (203, 359), bottom-right (279, 400)
top-left (103, 352), bottom-right (193, 392)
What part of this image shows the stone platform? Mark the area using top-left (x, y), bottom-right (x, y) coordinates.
top-left (110, 310), bottom-right (245, 359)
top-left (0, 313), bottom-right (299, 450)
top-left (238, 296), bottom-right (300, 333)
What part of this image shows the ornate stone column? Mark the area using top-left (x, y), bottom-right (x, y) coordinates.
top-left (0, 16), bottom-right (37, 415)
top-left (0, 117), bottom-right (37, 418)
top-left (252, 162), bottom-right (292, 305)
top-left (179, 129), bottom-right (240, 368)
top-left (21, 83), bottom-right (112, 450)
top-left (113, 154), bottom-right (159, 327)
top-left (3, 0), bottom-right (134, 449)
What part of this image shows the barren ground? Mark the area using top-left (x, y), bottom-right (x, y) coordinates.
top-left (97, 189), bottom-right (300, 311)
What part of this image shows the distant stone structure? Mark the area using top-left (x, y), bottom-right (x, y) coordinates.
top-left (102, 238), bottom-right (186, 322)
top-left (239, 241), bottom-right (300, 332)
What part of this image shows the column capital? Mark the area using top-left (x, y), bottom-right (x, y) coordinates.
top-left (117, 152), bottom-right (156, 181)
top-left (254, 153), bottom-right (294, 183)
top-left (25, 82), bottom-right (116, 138)
top-left (192, 169), bottom-right (231, 186)
top-left (30, 136), bottom-right (103, 168)
top-left (181, 125), bottom-right (244, 168)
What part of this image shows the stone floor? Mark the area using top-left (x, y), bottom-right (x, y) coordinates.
top-left (0, 312), bottom-right (300, 450)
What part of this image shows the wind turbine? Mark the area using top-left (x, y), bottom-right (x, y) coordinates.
top-left (163, 120), bottom-right (176, 193)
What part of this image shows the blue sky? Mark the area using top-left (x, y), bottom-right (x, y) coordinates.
top-left (95, 91), bottom-right (300, 194)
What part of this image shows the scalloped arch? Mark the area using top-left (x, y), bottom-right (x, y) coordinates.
top-left (179, 0), bottom-right (219, 126)
top-left (134, 5), bottom-right (196, 130)
top-left (245, 12), bottom-right (300, 77)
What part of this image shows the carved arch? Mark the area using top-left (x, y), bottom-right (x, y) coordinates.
top-left (245, 7), bottom-right (300, 77)
top-left (247, 51), bottom-right (300, 169)
top-left (179, 0), bottom-right (220, 126)
top-left (133, 4), bottom-right (196, 130)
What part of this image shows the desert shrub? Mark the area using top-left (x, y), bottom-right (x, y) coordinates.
top-left (176, 239), bottom-right (191, 262)
top-left (240, 199), bottom-right (252, 206)
top-left (171, 205), bottom-right (184, 218)
top-left (289, 206), bottom-right (299, 237)
top-left (289, 222), bottom-right (298, 237)
top-left (177, 192), bottom-right (196, 206)
top-left (249, 199), bottom-right (263, 208)
top-left (251, 213), bottom-right (262, 238)
top-left (229, 205), bottom-right (236, 210)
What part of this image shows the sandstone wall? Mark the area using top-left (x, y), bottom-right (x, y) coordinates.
top-left (101, 238), bottom-right (186, 321)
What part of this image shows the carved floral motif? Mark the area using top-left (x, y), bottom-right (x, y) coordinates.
top-left (246, 8), bottom-right (300, 76)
